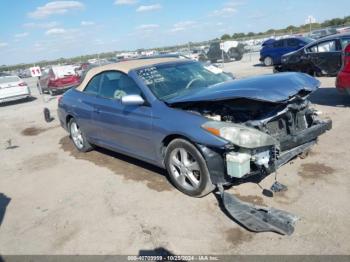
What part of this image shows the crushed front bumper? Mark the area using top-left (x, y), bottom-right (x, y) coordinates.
top-left (199, 119), bottom-right (332, 184)
top-left (279, 120), bottom-right (332, 151)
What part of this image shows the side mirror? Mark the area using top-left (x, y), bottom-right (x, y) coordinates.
top-left (121, 94), bottom-right (145, 106)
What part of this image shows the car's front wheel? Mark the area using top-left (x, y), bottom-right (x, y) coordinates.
top-left (263, 56), bottom-right (273, 66)
top-left (69, 118), bottom-right (93, 152)
top-left (165, 139), bottom-right (215, 197)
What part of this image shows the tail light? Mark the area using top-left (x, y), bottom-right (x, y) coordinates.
top-left (18, 82), bottom-right (27, 86)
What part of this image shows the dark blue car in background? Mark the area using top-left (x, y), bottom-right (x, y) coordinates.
top-left (260, 37), bottom-right (313, 66)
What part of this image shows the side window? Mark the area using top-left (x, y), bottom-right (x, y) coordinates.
top-left (317, 40), bottom-right (337, 52)
top-left (41, 69), bottom-right (48, 77)
top-left (307, 44), bottom-right (318, 53)
top-left (273, 40), bottom-right (283, 48)
top-left (84, 74), bottom-right (102, 95)
top-left (99, 71), bottom-right (142, 100)
top-left (287, 39), bottom-right (299, 47)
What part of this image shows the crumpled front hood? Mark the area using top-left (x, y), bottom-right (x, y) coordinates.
top-left (167, 72), bottom-right (320, 104)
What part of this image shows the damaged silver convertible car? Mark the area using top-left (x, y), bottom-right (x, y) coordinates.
top-left (58, 57), bottom-right (332, 197)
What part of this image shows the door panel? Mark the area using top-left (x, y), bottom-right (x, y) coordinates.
top-left (73, 73), bottom-right (103, 140)
top-left (306, 39), bottom-right (342, 75)
top-left (92, 71), bottom-right (155, 161)
top-left (310, 52), bottom-right (341, 75)
top-left (73, 93), bottom-right (102, 140)
top-left (93, 99), bottom-right (155, 160)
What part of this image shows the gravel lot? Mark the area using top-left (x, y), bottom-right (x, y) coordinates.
top-left (1, 54), bottom-right (350, 255)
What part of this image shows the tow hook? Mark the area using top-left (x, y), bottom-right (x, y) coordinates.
top-left (216, 184), bottom-right (298, 235)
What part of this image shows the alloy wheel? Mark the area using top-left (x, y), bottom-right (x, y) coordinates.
top-left (169, 148), bottom-right (201, 191)
top-left (70, 122), bottom-right (84, 149)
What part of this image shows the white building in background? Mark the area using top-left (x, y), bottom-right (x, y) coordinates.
top-left (141, 50), bottom-right (158, 56)
top-left (116, 52), bottom-right (138, 59)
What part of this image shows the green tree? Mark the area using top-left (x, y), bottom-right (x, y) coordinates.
top-left (221, 34), bottom-right (231, 40)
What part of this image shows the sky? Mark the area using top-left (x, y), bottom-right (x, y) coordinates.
top-left (0, 0), bottom-right (349, 65)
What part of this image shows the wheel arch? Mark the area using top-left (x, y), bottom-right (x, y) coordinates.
top-left (66, 114), bottom-right (74, 127)
top-left (160, 134), bottom-right (195, 161)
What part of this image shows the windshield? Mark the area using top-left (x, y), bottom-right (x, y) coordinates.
top-left (136, 61), bottom-right (232, 100)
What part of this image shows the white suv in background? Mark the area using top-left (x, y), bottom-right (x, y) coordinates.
top-left (0, 75), bottom-right (31, 103)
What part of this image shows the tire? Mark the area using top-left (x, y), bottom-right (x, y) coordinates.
top-left (263, 56), bottom-right (273, 66)
top-left (164, 139), bottom-right (215, 197)
top-left (68, 118), bottom-right (93, 152)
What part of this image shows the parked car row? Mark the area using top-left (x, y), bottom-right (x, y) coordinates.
top-left (259, 37), bottom-right (313, 66)
top-left (274, 33), bottom-right (350, 76)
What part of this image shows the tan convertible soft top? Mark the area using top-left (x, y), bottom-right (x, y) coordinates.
top-left (76, 57), bottom-right (183, 91)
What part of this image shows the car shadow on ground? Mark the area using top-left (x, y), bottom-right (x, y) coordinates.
top-left (253, 63), bottom-right (265, 67)
top-left (95, 146), bottom-right (167, 177)
top-left (310, 87), bottom-right (350, 107)
top-left (0, 96), bottom-right (37, 107)
top-left (0, 193), bottom-right (11, 227)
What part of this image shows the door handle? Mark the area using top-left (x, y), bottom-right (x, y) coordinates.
top-left (93, 108), bottom-right (100, 114)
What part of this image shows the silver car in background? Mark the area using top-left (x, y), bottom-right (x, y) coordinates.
top-left (0, 75), bottom-right (31, 103)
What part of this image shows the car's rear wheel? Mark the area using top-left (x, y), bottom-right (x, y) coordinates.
top-left (165, 139), bottom-right (215, 197)
top-left (263, 56), bottom-right (273, 66)
top-left (69, 118), bottom-right (93, 152)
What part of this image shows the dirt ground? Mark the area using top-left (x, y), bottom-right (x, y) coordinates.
top-left (1, 54), bottom-right (350, 255)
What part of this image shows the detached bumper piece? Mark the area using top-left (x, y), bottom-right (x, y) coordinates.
top-left (218, 187), bottom-right (298, 235)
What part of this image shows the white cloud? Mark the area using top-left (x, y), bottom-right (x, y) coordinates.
top-left (210, 0), bottom-right (244, 17)
top-left (0, 42), bottom-right (8, 48)
top-left (81, 21), bottom-right (95, 26)
top-left (136, 4), bottom-right (161, 12)
top-left (114, 0), bottom-right (137, 5)
top-left (28, 1), bottom-right (84, 19)
top-left (171, 27), bottom-right (185, 32)
top-left (211, 7), bottom-right (236, 17)
top-left (171, 21), bottom-right (197, 32)
top-left (45, 28), bottom-right (67, 35)
top-left (23, 21), bottom-right (60, 29)
top-left (14, 32), bottom-right (29, 38)
top-left (136, 24), bottom-right (160, 30)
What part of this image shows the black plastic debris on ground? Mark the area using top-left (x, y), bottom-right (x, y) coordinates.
top-left (217, 186), bottom-right (298, 235)
top-left (271, 181), bottom-right (288, 193)
top-left (5, 139), bottom-right (19, 150)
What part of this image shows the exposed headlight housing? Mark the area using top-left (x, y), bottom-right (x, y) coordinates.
top-left (202, 121), bottom-right (278, 149)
